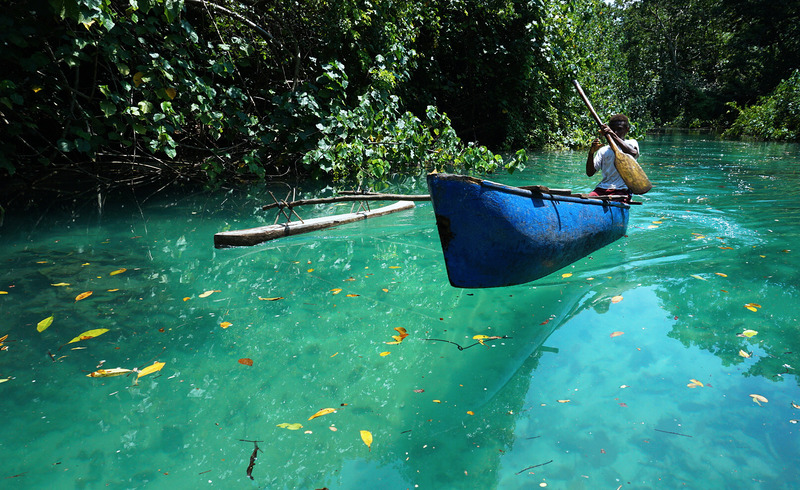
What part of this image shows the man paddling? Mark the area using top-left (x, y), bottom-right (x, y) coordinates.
top-left (586, 114), bottom-right (639, 202)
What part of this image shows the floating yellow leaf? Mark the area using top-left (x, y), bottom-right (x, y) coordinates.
top-left (51, 283), bottom-right (70, 287)
top-left (610, 331), bottom-right (625, 338)
top-left (109, 268), bottom-right (127, 276)
top-left (473, 335), bottom-right (490, 340)
top-left (220, 322), bottom-right (233, 329)
top-left (715, 272), bottom-right (728, 277)
top-left (750, 394), bottom-right (768, 405)
top-left (557, 399), bottom-right (571, 403)
top-left (346, 294), bottom-right (360, 297)
top-left (0, 378), bottom-right (9, 383)
top-left (37, 316), bottom-right (54, 333)
top-left (433, 399), bottom-right (441, 403)
top-left (276, 423), bottom-right (303, 430)
top-left (379, 351), bottom-right (390, 357)
top-left (739, 350), bottom-right (752, 358)
top-left (307, 268), bottom-right (314, 273)
top-left (740, 329), bottom-right (758, 338)
top-left (690, 274), bottom-right (707, 281)
top-left (199, 290), bottom-right (220, 298)
top-left (690, 379), bottom-right (704, 387)
top-left (0, 291), bottom-right (7, 294)
top-left (258, 297), bottom-right (284, 301)
top-left (561, 273), bottom-right (573, 278)
top-left (360, 430), bottom-right (373, 451)
top-left (308, 408), bottom-right (336, 420)
top-left (75, 291), bottom-right (93, 302)
top-left (87, 367), bottom-right (132, 378)
top-left (389, 266), bottom-right (401, 269)
top-left (67, 328), bottom-right (109, 344)
top-left (466, 411), bottom-right (474, 415)
top-left (791, 401), bottom-right (800, 409)
top-left (107, 289), bottom-right (119, 292)
top-left (330, 288), bottom-right (343, 295)
top-left (183, 297), bottom-right (191, 301)
top-left (137, 361), bottom-right (165, 378)
top-left (611, 295), bottom-right (624, 303)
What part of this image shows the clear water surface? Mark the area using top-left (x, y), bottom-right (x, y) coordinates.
top-left (1, 133), bottom-right (799, 489)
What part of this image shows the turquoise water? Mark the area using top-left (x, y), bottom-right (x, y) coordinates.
top-left (1, 133), bottom-right (799, 489)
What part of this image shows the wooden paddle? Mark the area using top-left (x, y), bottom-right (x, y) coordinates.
top-left (572, 80), bottom-right (652, 194)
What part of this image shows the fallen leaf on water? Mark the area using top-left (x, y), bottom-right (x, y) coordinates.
top-left (750, 394), bottom-right (768, 405)
top-left (238, 358), bottom-right (253, 366)
top-left (109, 268), bottom-right (127, 276)
top-left (433, 400), bottom-right (441, 403)
top-left (307, 268), bottom-right (314, 273)
top-left (67, 328), bottom-right (109, 344)
top-left (51, 283), bottom-right (70, 287)
top-left (689, 378), bottom-right (704, 387)
top-left (329, 426), bottom-right (338, 431)
top-left (345, 294), bottom-right (360, 297)
top-left (75, 291), bottom-right (93, 302)
top-left (258, 296), bottom-right (284, 301)
top-left (379, 351), bottom-right (390, 357)
top-left (37, 316), bottom-right (54, 333)
top-left (360, 430), bottom-right (373, 451)
top-left (220, 322), bottom-right (233, 329)
top-left (792, 401), bottom-right (800, 409)
top-left (719, 246), bottom-right (734, 250)
top-left (87, 367), bottom-right (132, 378)
top-left (561, 273), bottom-right (573, 278)
top-left (137, 361), bottom-right (165, 378)
top-left (276, 423), bottom-right (303, 430)
top-left (308, 408), bottom-right (336, 420)
top-left (690, 274), bottom-right (707, 281)
top-left (107, 289), bottom-right (119, 292)
top-left (389, 266), bottom-right (401, 269)
top-left (198, 290), bottom-right (220, 298)
top-left (715, 272), bottom-right (728, 277)
top-left (473, 335), bottom-right (490, 340)
top-left (330, 288), bottom-right (343, 295)
top-left (466, 411), bottom-right (474, 415)
top-left (413, 389), bottom-right (424, 393)
top-left (610, 331), bottom-right (625, 338)
top-left (739, 350), bottom-right (752, 358)
top-left (183, 297), bottom-right (191, 301)
top-left (739, 329), bottom-right (758, 338)
top-left (611, 295), bottom-right (623, 303)
top-left (0, 378), bottom-right (10, 383)
top-left (557, 399), bottom-right (571, 403)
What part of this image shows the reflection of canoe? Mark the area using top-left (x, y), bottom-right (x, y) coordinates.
top-left (214, 201), bottom-right (415, 248)
top-left (427, 173), bottom-right (631, 288)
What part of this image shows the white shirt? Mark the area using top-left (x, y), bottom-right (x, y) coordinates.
top-left (593, 139), bottom-right (639, 190)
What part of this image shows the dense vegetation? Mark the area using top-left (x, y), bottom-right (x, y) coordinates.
top-left (1, 0), bottom-right (798, 205)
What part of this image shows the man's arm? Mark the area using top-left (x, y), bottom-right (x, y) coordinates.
top-left (586, 139), bottom-right (602, 176)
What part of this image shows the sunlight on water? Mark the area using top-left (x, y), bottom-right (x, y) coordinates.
top-left (1, 134), bottom-right (799, 489)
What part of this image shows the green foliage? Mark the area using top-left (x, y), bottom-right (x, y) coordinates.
top-left (723, 70), bottom-right (800, 142)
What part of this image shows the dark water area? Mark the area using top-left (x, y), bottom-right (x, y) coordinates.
top-left (1, 134), bottom-right (799, 489)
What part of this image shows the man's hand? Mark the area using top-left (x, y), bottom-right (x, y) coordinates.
top-left (590, 138), bottom-right (603, 153)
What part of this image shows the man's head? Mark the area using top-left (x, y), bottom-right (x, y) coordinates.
top-left (609, 114), bottom-right (630, 136)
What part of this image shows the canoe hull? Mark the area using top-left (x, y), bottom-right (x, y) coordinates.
top-left (427, 173), bottom-right (630, 288)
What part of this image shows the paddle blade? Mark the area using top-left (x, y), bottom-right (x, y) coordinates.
top-left (613, 150), bottom-right (652, 194)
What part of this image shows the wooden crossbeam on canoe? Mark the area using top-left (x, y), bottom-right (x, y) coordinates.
top-left (215, 201), bottom-right (416, 248)
top-left (261, 193), bottom-right (430, 211)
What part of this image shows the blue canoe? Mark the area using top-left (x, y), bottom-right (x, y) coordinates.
top-left (427, 173), bottom-right (631, 288)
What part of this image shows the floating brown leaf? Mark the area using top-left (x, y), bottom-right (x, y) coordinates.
top-left (610, 331), bottom-right (624, 338)
top-left (258, 297), bottom-right (284, 301)
top-left (75, 291), bottom-right (93, 302)
top-left (238, 358), bottom-right (254, 366)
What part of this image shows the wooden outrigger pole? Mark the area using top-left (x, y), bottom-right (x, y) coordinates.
top-left (214, 192), bottom-right (429, 248)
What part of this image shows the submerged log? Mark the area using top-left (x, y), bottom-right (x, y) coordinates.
top-left (215, 200), bottom-right (416, 248)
